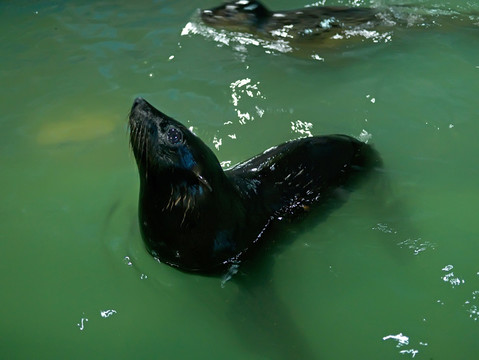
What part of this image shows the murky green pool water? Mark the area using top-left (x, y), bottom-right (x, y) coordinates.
top-left (1, 0), bottom-right (478, 359)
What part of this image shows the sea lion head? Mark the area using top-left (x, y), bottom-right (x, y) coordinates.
top-left (201, 0), bottom-right (271, 32)
top-left (129, 97), bottom-right (219, 191)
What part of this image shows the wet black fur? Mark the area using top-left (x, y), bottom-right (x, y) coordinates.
top-left (129, 97), bottom-right (381, 274)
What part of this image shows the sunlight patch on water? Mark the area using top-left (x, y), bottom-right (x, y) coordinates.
top-left (36, 116), bottom-right (116, 145)
top-left (358, 129), bottom-right (372, 143)
top-left (100, 309), bottom-right (117, 318)
top-left (123, 256), bottom-right (133, 266)
top-left (441, 264), bottom-right (465, 287)
top-left (398, 237), bottom-right (435, 256)
top-left (467, 304), bottom-right (479, 321)
top-left (373, 223), bottom-right (397, 234)
top-left (77, 314), bottom-right (88, 331)
top-left (310, 53), bottom-right (325, 61)
top-left (291, 120), bottom-right (313, 138)
top-left (229, 77), bottom-right (266, 126)
top-left (213, 135), bottom-right (222, 150)
top-left (465, 289), bottom-right (479, 321)
top-left (366, 94), bottom-right (376, 104)
top-left (230, 78), bottom-right (264, 107)
top-left (372, 223), bottom-right (435, 255)
top-left (181, 15), bottom-right (294, 54)
top-left (382, 332), bottom-right (428, 358)
top-left (220, 160), bottom-right (232, 168)
top-left (212, 70), bottom-right (267, 151)
top-left (331, 29), bottom-right (393, 43)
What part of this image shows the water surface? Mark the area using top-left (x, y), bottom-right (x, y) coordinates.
top-left (1, 0), bottom-right (479, 359)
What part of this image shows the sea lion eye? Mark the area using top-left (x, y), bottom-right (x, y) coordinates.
top-left (166, 127), bottom-right (183, 145)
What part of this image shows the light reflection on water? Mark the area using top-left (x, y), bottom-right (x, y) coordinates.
top-left (181, 14), bottom-right (295, 55)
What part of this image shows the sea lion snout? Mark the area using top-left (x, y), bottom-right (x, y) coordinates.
top-left (129, 97), bottom-right (147, 123)
top-left (129, 97), bottom-right (167, 131)
top-left (130, 97), bottom-right (151, 118)
top-left (132, 96), bottom-right (146, 109)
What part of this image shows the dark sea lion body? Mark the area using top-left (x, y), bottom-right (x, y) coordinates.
top-left (201, 0), bottom-right (477, 46)
top-left (129, 97), bottom-right (381, 274)
top-left (201, 0), bottom-right (384, 41)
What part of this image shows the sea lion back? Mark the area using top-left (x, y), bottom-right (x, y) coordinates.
top-left (227, 135), bottom-right (381, 217)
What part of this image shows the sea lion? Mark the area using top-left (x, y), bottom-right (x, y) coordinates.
top-left (201, 0), bottom-right (386, 41)
top-left (200, 0), bottom-right (476, 46)
top-left (129, 97), bottom-right (381, 274)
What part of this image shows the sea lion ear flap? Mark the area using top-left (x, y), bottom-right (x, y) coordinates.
top-left (192, 166), bottom-right (213, 192)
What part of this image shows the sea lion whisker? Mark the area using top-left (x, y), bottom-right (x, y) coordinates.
top-left (174, 195), bottom-right (182, 207)
top-left (165, 185), bottom-right (174, 210)
top-left (140, 124), bottom-right (149, 179)
top-left (167, 188), bottom-right (176, 210)
top-left (180, 208), bottom-right (188, 227)
top-left (166, 198), bottom-right (174, 211)
top-left (186, 195), bottom-right (193, 213)
top-left (163, 192), bottom-right (172, 211)
top-left (180, 194), bottom-right (191, 227)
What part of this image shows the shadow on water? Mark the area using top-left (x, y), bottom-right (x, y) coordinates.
top-left (214, 165), bottom-right (393, 359)
top-left (104, 154), bottom-right (424, 359)
top-left (102, 147), bottom-right (426, 360)
top-left (224, 228), bottom-right (319, 359)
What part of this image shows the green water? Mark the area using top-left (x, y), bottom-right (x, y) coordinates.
top-left (1, 0), bottom-right (479, 359)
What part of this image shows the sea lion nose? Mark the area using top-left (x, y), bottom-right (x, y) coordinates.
top-left (133, 97), bottom-right (145, 109)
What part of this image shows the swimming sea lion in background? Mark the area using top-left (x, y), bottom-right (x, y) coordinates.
top-left (200, 0), bottom-right (477, 46)
top-left (129, 97), bottom-right (381, 274)
top-left (201, 0), bottom-right (382, 39)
